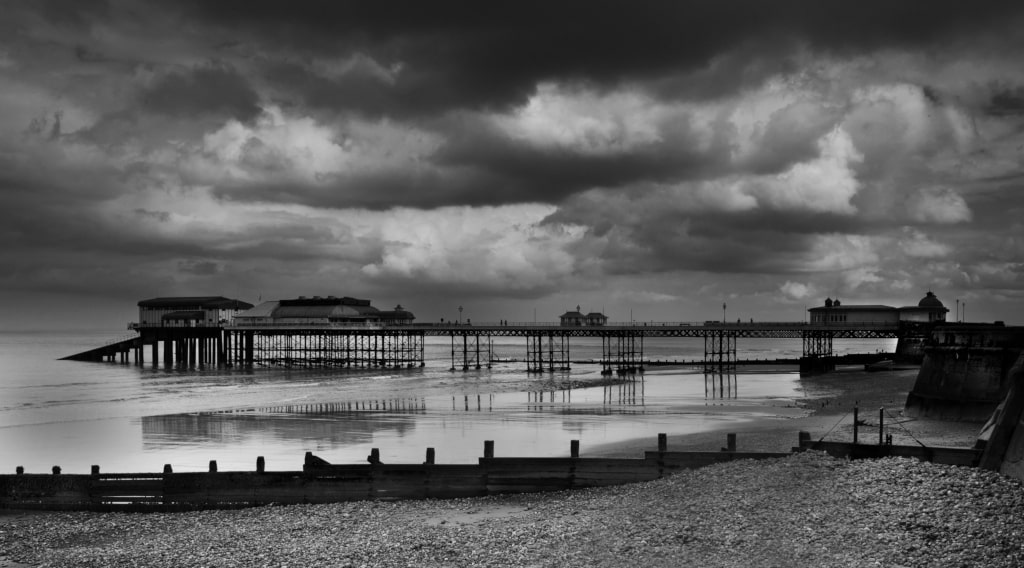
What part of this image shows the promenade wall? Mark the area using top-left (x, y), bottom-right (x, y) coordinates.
top-left (904, 324), bottom-right (1024, 421)
top-left (978, 351), bottom-right (1024, 481)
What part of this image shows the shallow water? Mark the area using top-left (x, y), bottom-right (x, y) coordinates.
top-left (0, 331), bottom-right (894, 473)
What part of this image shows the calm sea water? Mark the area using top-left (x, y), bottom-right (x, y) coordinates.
top-left (0, 330), bottom-right (895, 473)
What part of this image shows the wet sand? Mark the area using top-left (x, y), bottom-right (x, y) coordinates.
top-left (585, 365), bottom-right (985, 457)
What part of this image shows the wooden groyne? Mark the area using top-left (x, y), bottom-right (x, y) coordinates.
top-left (0, 432), bottom-right (983, 512)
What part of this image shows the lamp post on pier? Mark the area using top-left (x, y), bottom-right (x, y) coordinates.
top-left (722, 302), bottom-right (727, 323)
top-left (458, 305), bottom-right (463, 325)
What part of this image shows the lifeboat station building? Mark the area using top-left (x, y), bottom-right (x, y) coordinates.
top-left (136, 296), bottom-right (254, 328)
top-left (808, 291), bottom-right (949, 325)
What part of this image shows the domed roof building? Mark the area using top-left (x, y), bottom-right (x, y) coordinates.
top-left (808, 291), bottom-right (948, 324)
top-left (918, 291), bottom-right (945, 308)
top-left (899, 291), bottom-right (948, 323)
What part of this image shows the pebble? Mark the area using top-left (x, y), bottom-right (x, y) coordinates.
top-left (2, 452), bottom-right (1023, 567)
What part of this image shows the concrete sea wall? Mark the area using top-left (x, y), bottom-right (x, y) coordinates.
top-left (904, 324), bottom-right (1024, 421)
top-left (979, 351), bottom-right (1024, 480)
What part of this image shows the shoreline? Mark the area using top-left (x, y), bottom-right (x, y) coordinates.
top-left (1, 365), bottom-right (1013, 568)
top-left (584, 365), bottom-right (984, 457)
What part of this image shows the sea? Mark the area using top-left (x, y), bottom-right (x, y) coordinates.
top-left (0, 330), bottom-right (896, 474)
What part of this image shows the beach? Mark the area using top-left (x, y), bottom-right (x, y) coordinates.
top-left (586, 365), bottom-right (982, 457)
top-left (3, 365), bottom-right (1019, 568)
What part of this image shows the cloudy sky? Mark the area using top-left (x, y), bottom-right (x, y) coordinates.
top-left (3, 1), bottom-right (1024, 329)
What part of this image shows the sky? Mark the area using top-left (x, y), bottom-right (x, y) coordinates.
top-left (2, 1), bottom-right (1024, 330)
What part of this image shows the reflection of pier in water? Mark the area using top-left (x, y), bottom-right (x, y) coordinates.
top-left (454, 394), bottom-right (495, 412)
top-left (705, 371), bottom-right (738, 400)
top-left (141, 399), bottom-right (425, 450)
top-left (522, 376), bottom-right (647, 410)
top-left (234, 398), bottom-right (428, 414)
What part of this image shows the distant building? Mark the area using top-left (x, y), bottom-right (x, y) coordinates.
top-left (232, 296), bottom-right (415, 326)
top-left (137, 297), bottom-right (254, 327)
top-left (559, 305), bottom-right (608, 326)
top-left (808, 291), bottom-right (948, 324)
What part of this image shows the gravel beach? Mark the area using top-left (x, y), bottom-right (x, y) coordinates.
top-left (3, 366), bottom-right (1019, 568)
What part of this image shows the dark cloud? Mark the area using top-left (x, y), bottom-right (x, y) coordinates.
top-left (4, 0), bottom-right (1024, 325)
top-left (546, 188), bottom-right (867, 277)
top-left (161, 0), bottom-right (1024, 116)
top-left (988, 85), bottom-right (1024, 116)
top-left (134, 209), bottom-right (170, 223)
top-left (178, 259), bottom-right (221, 275)
top-left (34, 0), bottom-right (111, 28)
top-left (139, 62), bottom-right (261, 122)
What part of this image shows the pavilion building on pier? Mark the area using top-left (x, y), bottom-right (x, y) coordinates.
top-left (232, 296), bottom-right (415, 326)
top-left (808, 291), bottom-right (949, 325)
top-left (558, 305), bottom-right (608, 326)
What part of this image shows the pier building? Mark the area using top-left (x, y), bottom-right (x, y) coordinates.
top-left (808, 291), bottom-right (948, 325)
top-left (136, 296), bottom-right (253, 327)
top-left (558, 306), bottom-right (608, 326)
top-left (233, 296), bottom-right (415, 326)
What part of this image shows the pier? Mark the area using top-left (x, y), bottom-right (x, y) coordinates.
top-left (62, 292), bottom-right (952, 372)
top-left (65, 320), bottom-right (912, 374)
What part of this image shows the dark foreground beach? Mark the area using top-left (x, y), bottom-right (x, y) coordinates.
top-left (3, 367), bottom-right (1022, 568)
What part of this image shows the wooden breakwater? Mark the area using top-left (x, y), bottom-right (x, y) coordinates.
top-left (0, 434), bottom-right (788, 512)
top-left (0, 432), bottom-right (982, 512)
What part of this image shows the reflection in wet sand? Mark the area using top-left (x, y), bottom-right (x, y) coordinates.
top-left (142, 411), bottom-right (418, 449)
top-left (705, 371), bottom-right (738, 400)
top-left (136, 371), bottom-right (805, 471)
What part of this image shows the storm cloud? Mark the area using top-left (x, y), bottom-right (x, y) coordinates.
top-left (2, 0), bottom-right (1024, 328)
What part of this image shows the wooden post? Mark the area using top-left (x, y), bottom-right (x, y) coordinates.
top-left (209, 460), bottom-right (217, 473)
top-left (91, 465), bottom-right (100, 475)
top-left (425, 448), bottom-right (435, 465)
top-left (15, 466), bottom-right (23, 475)
top-left (256, 456), bottom-right (265, 473)
top-left (879, 407), bottom-right (884, 446)
top-left (726, 433), bottom-right (737, 452)
top-left (853, 406), bottom-right (859, 444)
top-left (52, 466), bottom-right (61, 475)
top-left (798, 431), bottom-right (810, 448)
top-left (484, 440), bottom-right (494, 459)
top-left (658, 433), bottom-right (667, 453)
top-left (367, 448), bottom-right (381, 464)
top-left (570, 439), bottom-right (580, 458)
top-left (163, 464), bottom-right (173, 474)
